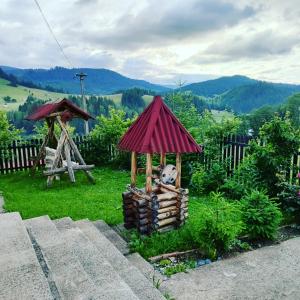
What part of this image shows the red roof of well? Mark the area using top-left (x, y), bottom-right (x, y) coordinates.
top-left (26, 98), bottom-right (93, 122)
top-left (119, 96), bottom-right (202, 154)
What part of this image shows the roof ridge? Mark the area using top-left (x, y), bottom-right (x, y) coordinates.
top-left (140, 97), bottom-right (163, 152)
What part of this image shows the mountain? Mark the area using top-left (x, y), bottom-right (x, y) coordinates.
top-left (181, 75), bottom-right (300, 113)
top-left (219, 81), bottom-right (300, 113)
top-left (181, 75), bottom-right (256, 97)
top-left (1, 66), bottom-right (169, 95)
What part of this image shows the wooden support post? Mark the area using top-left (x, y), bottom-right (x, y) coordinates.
top-left (56, 116), bottom-right (95, 184)
top-left (146, 153), bottom-right (152, 193)
top-left (131, 151), bottom-right (137, 187)
top-left (31, 118), bottom-right (54, 175)
top-left (160, 153), bottom-right (166, 167)
top-left (47, 131), bottom-right (66, 187)
top-left (175, 153), bottom-right (181, 189)
top-left (64, 141), bottom-right (75, 183)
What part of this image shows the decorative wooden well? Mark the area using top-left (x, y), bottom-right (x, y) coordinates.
top-left (26, 98), bottom-right (95, 187)
top-left (119, 96), bottom-right (202, 234)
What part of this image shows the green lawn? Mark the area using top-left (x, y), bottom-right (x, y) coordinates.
top-left (0, 167), bottom-right (201, 228)
top-left (0, 168), bottom-right (145, 224)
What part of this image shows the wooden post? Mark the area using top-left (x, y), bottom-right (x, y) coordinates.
top-left (64, 141), bottom-right (75, 183)
top-left (56, 116), bottom-right (95, 184)
top-left (131, 151), bottom-right (137, 187)
top-left (47, 131), bottom-right (66, 187)
top-left (146, 153), bottom-right (152, 193)
top-left (175, 153), bottom-right (181, 189)
top-left (160, 153), bottom-right (166, 166)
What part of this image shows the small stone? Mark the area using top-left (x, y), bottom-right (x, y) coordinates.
top-left (223, 271), bottom-right (237, 278)
top-left (205, 259), bottom-right (212, 264)
top-left (197, 259), bottom-right (206, 267)
top-left (169, 257), bottom-right (176, 263)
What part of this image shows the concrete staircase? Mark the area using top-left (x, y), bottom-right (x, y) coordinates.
top-left (0, 212), bottom-right (165, 300)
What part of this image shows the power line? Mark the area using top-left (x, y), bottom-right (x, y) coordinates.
top-left (33, 0), bottom-right (74, 68)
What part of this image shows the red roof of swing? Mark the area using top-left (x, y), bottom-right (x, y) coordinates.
top-left (119, 95), bottom-right (202, 154)
top-left (26, 98), bottom-right (93, 122)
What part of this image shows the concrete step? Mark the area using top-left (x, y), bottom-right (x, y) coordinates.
top-left (93, 220), bottom-right (129, 255)
top-left (24, 215), bottom-right (104, 300)
top-left (76, 220), bottom-right (165, 300)
top-left (0, 212), bottom-right (53, 300)
top-left (54, 221), bottom-right (139, 300)
top-left (127, 252), bottom-right (164, 282)
top-left (53, 217), bottom-right (75, 232)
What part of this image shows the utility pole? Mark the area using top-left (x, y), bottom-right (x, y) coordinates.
top-left (76, 72), bottom-right (89, 134)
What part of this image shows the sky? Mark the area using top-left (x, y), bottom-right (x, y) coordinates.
top-left (1, 0), bottom-right (300, 85)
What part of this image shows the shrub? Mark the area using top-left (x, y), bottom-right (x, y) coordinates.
top-left (220, 179), bottom-right (246, 200)
top-left (246, 115), bottom-right (300, 196)
top-left (277, 182), bottom-right (300, 223)
top-left (241, 190), bottom-right (282, 240)
top-left (188, 192), bottom-right (244, 257)
top-left (128, 226), bottom-right (194, 259)
top-left (191, 163), bottom-right (226, 195)
top-left (89, 108), bottom-right (135, 168)
top-left (129, 193), bottom-right (244, 259)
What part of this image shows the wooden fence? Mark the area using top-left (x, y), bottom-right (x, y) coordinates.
top-left (1, 135), bottom-right (300, 179)
top-left (221, 135), bottom-right (300, 181)
top-left (0, 136), bottom-right (99, 174)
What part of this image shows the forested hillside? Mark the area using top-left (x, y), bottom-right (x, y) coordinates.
top-left (181, 75), bottom-right (300, 113)
top-left (181, 75), bottom-right (256, 97)
top-left (219, 81), bottom-right (300, 113)
top-left (1, 66), bottom-right (169, 94)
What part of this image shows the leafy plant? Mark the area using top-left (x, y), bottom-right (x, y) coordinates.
top-left (0, 111), bottom-right (22, 145)
top-left (159, 259), bottom-right (172, 266)
top-left (191, 162), bottom-right (226, 195)
top-left (164, 263), bottom-right (187, 277)
top-left (220, 179), bottom-right (246, 200)
top-left (188, 192), bottom-right (244, 257)
top-left (277, 182), bottom-right (300, 223)
top-left (247, 114), bottom-right (300, 196)
top-left (152, 275), bottom-right (162, 289)
top-left (89, 108), bottom-right (135, 167)
top-left (241, 190), bottom-right (282, 240)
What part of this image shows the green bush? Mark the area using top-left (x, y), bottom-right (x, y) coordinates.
top-left (277, 182), bottom-right (300, 223)
top-left (128, 226), bottom-right (194, 259)
top-left (220, 179), bottom-right (246, 200)
top-left (191, 163), bottom-right (226, 195)
top-left (188, 192), bottom-right (244, 257)
top-left (241, 190), bottom-right (282, 240)
top-left (129, 194), bottom-right (244, 259)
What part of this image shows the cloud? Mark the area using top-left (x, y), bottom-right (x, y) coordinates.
top-left (210, 30), bottom-right (298, 58)
top-left (0, 0), bottom-right (300, 84)
top-left (86, 0), bottom-right (256, 49)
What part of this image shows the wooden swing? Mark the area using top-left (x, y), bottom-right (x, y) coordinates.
top-left (26, 99), bottom-right (95, 187)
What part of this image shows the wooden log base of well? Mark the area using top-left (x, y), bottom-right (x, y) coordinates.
top-left (157, 225), bottom-right (175, 233)
top-left (157, 209), bottom-right (178, 220)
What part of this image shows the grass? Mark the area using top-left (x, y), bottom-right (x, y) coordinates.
top-left (0, 167), bottom-right (144, 224)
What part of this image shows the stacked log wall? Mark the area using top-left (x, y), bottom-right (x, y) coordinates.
top-left (123, 185), bottom-right (189, 234)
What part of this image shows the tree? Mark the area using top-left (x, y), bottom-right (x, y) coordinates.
top-left (90, 108), bottom-right (135, 145)
top-left (0, 111), bottom-right (22, 144)
top-left (121, 88), bottom-right (146, 109)
top-left (283, 93), bottom-right (300, 128)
